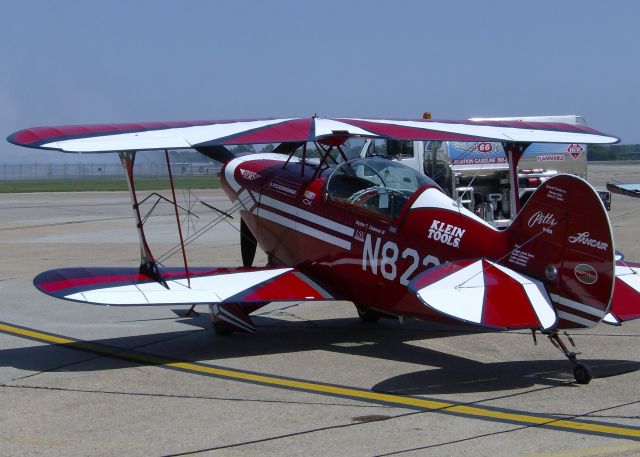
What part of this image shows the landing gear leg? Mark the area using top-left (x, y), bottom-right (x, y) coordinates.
top-left (185, 304), bottom-right (200, 317)
top-left (548, 331), bottom-right (593, 384)
top-left (355, 304), bottom-right (380, 323)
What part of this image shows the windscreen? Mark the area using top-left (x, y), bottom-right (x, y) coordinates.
top-left (326, 158), bottom-right (437, 218)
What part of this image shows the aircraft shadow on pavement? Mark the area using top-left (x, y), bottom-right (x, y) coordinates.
top-left (1, 314), bottom-right (638, 394)
top-left (371, 359), bottom-right (640, 395)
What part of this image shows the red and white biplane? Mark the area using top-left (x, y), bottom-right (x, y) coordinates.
top-left (9, 116), bottom-right (640, 384)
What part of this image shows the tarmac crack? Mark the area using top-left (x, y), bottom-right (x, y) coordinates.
top-left (547, 414), bottom-right (640, 420)
top-left (160, 411), bottom-right (423, 457)
top-left (0, 330), bottom-right (200, 385)
top-left (255, 302), bottom-right (304, 316)
top-left (533, 410), bottom-right (640, 421)
top-left (158, 384), bottom-right (640, 456)
top-left (372, 399), bottom-right (640, 456)
top-left (0, 216), bottom-right (135, 232)
top-left (2, 320), bottom-right (638, 449)
top-left (0, 202), bottom-right (125, 210)
top-left (0, 384), bottom-right (390, 409)
top-left (255, 302), bottom-right (320, 326)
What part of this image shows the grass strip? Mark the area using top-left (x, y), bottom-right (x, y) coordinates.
top-left (0, 176), bottom-right (220, 193)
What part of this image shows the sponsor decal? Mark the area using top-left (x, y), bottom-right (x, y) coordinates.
top-left (527, 211), bottom-right (556, 233)
top-left (302, 190), bottom-right (316, 206)
top-left (355, 220), bottom-right (386, 236)
top-left (354, 230), bottom-right (365, 242)
top-left (567, 143), bottom-right (584, 159)
top-left (574, 264), bottom-right (598, 285)
top-left (509, 247), bottom-right (535, 267)
top-left (545, 185), bottom-right (566, 203)
top-left (427, 220), bottom-right (465, 248)
top-left (453, 142), bottom-right (504, 154)
top-left (537, 154), bottom-right (565, 162)
top-left (452, 157), bottom-right (508, 165)
top-left (268, 178), bottom-right (299, 198)
top-left (568, 232), bottom-right (609, 251)
top-left (239, 168), bottom-right (259, 181)
top-left (477, 142), bottom-right (494, 153)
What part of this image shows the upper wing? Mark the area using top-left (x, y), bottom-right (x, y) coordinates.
top-left (9, 117), bottom-right (619, 153)
top-left (408, 259), bottom-right (557, 331)
top-left (34, 266), bottom-right (337, 306)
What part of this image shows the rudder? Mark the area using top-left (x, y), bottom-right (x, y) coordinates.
top-left (506, 174), bottom-right (615, 329)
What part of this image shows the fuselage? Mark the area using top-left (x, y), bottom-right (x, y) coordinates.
top-left (221, 153), bottom-right (506, 323)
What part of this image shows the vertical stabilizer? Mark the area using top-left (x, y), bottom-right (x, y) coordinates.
top-left (506, 175), bottom-right (615, 328)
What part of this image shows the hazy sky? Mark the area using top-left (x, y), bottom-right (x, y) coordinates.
top-left (1, 0), bottom-right (638, 163)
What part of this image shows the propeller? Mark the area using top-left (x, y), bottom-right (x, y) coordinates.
top-left (240, 218), bottom-right (257, 268)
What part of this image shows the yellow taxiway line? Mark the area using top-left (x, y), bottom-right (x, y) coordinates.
top-left (1, 321), bottom-right (639, 441)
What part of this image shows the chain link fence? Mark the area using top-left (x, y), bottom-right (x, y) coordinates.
top-left (0, 163), bottom-right (220, 180)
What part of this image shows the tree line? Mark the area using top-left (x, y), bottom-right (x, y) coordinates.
top-left (587, 144), bottom-right (640, 161)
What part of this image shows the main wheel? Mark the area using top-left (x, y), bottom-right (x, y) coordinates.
top-left (574, 363), bottom-right (592, 384)
top-left (356, 305), bottom-right (380, 323)
top-left (209, 303), bottom-right (234, 336)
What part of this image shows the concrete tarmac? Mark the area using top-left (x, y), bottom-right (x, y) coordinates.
top-left (0, 164), bottom-right (639, 456)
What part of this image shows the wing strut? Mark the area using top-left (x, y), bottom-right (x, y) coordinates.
top-left (118, 151), bottom-right (167, 287)
top-left (165, 150), bottom-right (191, 287)
top-left (503, 142), bottom-right (530, 218)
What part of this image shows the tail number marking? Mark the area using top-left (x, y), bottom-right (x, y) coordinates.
top-left (363, 234), bottom-right (440, 284)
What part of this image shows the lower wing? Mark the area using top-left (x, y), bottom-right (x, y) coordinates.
top-left (34, 266), bottom-right (336, 306)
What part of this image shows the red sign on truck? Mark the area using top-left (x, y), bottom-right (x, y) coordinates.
top-left (567, 143), bottom-right (584, 159)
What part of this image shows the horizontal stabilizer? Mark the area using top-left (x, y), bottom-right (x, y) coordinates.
top-left (607, 181), bottom-right (640, 198)
top-left (408, 259), bottom-right (557, 331)
top-left (34, 266), bottom-right (335, 306)
top-left (605, 260), bottom-right (640, 325)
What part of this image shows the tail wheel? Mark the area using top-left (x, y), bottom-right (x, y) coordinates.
top-left (574, 364), bottom-right (593, 384)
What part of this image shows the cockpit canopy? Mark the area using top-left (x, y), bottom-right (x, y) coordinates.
top-left (326, 158), bottom-right (438, 219)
